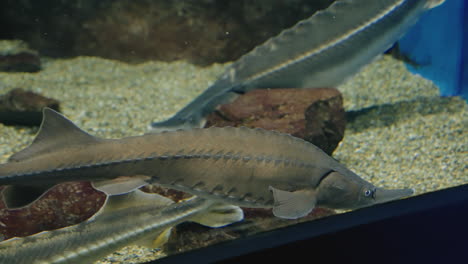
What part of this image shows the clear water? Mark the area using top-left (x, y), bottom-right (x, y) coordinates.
top-left (0, 1), bottom-right (466, 263)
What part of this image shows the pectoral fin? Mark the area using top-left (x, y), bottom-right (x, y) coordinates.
top-left (151, 228), bottom-right (173, 248)
top-left (190, 202), bottom-right (244, 228)
top-left (134, 228), bottom-right (173, 249)
top-left (91, 176), bottom-right (150, 196)
top-left (269, 186), bottom-right (317, 219)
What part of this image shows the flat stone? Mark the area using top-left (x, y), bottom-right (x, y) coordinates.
top-left (205, 88), bottom-right (346, 155)
top-left (0, 88), bottom-right (61, 126)
top-left (0, 52), bottom-right (41, 73)
top-left (0, 40), bottom-right (41, 72)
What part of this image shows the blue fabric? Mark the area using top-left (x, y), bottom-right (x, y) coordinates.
top-left (398, 0), bottom-right (467, 100)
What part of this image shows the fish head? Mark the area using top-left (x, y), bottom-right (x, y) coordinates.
top-left (316, 171), bottom-right (414, 210)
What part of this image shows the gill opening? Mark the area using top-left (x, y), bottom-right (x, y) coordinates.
top-left (315, 169), bottom-right (334, 188)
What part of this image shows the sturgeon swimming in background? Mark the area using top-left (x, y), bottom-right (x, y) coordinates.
top-left (150, 0), bottom-right (445, 132)
top-left (0, 108), bottom-right (413, 219)
top-left (0, 190), bottom-right (243, 264)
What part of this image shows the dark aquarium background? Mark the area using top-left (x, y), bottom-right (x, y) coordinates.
top-left (0, 0), bottom-right (334, 65)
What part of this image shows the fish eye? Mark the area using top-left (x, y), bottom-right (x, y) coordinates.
top-left (364, 189), bottom-right (374, 198)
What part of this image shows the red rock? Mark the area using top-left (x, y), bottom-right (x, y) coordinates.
top-left (0, 88), bottom-right (61, 126)
top-left (205, 88), bottom-right (346, 155)
top-left (140, 184), bottom-right (191, 203)
top-left (0, 182), bottom-right (105, 240)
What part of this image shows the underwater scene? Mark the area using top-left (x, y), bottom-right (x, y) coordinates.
top-left (0, 0), bottom-right (466, 263)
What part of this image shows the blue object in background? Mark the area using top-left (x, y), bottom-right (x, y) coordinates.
top-left (398, 0), bottom-right (467, 100)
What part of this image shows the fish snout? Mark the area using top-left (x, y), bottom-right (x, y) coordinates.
top-left (374, 187), bottom-right (414, 205)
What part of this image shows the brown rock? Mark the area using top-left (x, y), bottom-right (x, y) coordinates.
top-left (0, 40), bottom-right (41, 72)
top-left (0, 52), bottom-right (41, 72)
top-left (205, 88), bottom-right (346, 155)
top-left (0, 88), bottom-right (61, 126)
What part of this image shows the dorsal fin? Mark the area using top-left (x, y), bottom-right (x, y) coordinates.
top-left (9, 108), bottom-right (101, 162)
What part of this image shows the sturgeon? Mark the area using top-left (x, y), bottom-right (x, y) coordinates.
top-left (0, 108), bottom-right (413, 219)
top-left (0, 190), bottom-right (243, 264)
top-left (150, 0), bottom-right (445, 132)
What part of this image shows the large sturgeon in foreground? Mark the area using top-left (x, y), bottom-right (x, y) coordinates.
top-left (150, 0), bottom-right (445, 132)
top-left (0, 109), bottom-right (413, 219)
top-left (0, 190), bottom-right (243, 264)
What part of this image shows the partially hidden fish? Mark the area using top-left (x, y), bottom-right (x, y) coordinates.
top-left (150, 0), bottom-right (445, 132)
top-left (0, 190), bottom-right (243, 264)
top-left (0, 108), bottom-right (413, 219)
